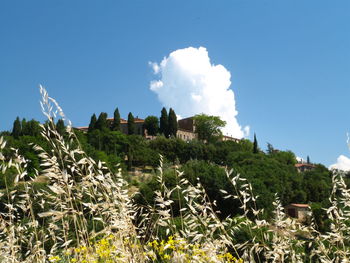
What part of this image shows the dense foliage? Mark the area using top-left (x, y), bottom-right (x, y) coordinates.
top-left (1, 110), bottom-right (334, 223)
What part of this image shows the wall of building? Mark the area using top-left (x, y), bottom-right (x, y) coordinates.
top-left (177, 129), bottom-right (197, 141)
top-left (178, 117), bottom-right (195, 132)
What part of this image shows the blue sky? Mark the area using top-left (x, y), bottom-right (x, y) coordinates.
top-left (0, 1), bottom-right (349, 167)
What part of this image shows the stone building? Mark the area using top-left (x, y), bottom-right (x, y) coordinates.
top-left (177, 117), bottom-right (196, 133)
top-left (222, 135), bottom-right (240, 143)
top-left (285, 203), bottom-right (311, 221)
top-left (176, 128), bottom-right (197, 141)
top-left (176, 117), bottom-right (197, 141)
top-left (295, 163), bottom-right (315, 173)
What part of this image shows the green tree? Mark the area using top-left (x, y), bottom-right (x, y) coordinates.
top-left (159, 107), bottom-right (168, 137)
top-left (26, 119), bottom-right (41, 136)
top-left (56, 119), bottom-right (65, 135)
top-left (21, 118), bottom-right (27, 136)
top-left (95, 112), bottom-right (108, 131)
top-left (267, 143), bottom-right (275, 154)
top-left (143, 116), bottom-right (159, 136)
top-left (253, 133), bottom-right (258, 154)
top-left (127, 112), bottom-right (135, 135)
top-left (88, 114), bottom-right (97, 132)
top-left (112, 108), bottom-right (121, 131)
top-left (193, 114), bottom-right (226, 143)
top-left (168, 108), bottom-right (178, 138)
top-left (12, 117), bottom-right (22, 139)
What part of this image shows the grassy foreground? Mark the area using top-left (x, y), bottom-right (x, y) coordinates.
top-left (0, 87), bottom-right (349, 262)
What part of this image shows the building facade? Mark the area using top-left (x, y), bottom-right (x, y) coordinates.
top-left (176, 128), bottom-right (197, 141)
top-left (285, 203), bottom-right (311, 221)
top-left (295, 163), bottom-right (315, 173)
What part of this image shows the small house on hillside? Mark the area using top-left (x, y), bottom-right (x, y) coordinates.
top-left (285, 203), bottom-right (311, 221)
top-left (295, 163), bottom-right (315, 173)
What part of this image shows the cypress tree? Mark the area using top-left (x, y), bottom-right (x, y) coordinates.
top-left (21, 118), bottom-right (27, 136)
top-left (112, 108), bottom-right (121, 131)
top-left (127, 112), bottom-right (135, 135)
top-left (168, 108), bottom-right (178, 138)
top-left (12, 117), bottom-right (22, 139)
top-left (307, 156), bottom-right (310, 164)
top-left (88, 114), bottom-right (97, 132)
top-left (143, 116), bottom-right (159, 136)
top-left (160, 107), bottom-right (168, 137)
top-left (253, 133), bottom-right (258, 154)
top-left (27, 119), bottom-right (40, 136)
top-left (56, 119), bottom-right (65, 135)
top-left (95, 112), bottom-right (108, 131)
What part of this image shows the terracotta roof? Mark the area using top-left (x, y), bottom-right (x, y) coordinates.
top-left (134, 118), bottom-right (145, 123)
top-left (288, 204), bottom-right (310, 208)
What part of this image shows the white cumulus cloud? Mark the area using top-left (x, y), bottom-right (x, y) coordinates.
top-left (149, 46), bottom-right (249, 138)
top-left (296, 156), bottom-right (304, 163)
top-left (329, 155), bottom-right (350, 171)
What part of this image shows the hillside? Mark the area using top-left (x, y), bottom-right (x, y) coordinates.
top-left (1, 90), bottom-right (350, 262)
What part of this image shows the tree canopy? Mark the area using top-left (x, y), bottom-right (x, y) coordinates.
top-left (159, 107), bottom-right (168, 137)
top-left (143, 116), bottom-right (159, 136)
top-left (127, 112), bottom-right (135, 135)
top-left (193, 114), bottom-right (226, 143)
top-left (88, 114), bottom-right (97, 132)
top-left (12, 117), bottom-right (21, 139)
top-left (95, 112), bottom-right (108, 131)
top-left (112, 108), bottom-right (121, 131)
top-left (168, 108), bottom-right (178, 138)
top-left (56, 119), bottom-right (65, 135)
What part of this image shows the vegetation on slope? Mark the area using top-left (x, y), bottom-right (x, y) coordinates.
top-left (1, 88), bottom-right (350, 262)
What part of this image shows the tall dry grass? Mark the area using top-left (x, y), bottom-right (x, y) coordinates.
top-left (0, 86), bottom-right (349, 262)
